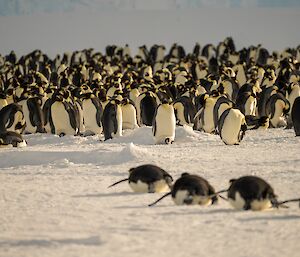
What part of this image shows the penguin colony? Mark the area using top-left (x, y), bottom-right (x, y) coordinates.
top-left (1, 37), bottom-right (300, 148)
top-left (109, 164), bottom-right (300, 211)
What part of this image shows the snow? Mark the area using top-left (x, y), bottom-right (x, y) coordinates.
top-left (0, 127), bottom-right (300, 257)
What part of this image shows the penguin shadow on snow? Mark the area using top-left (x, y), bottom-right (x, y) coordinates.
top-left (72, 191), bottom-right (134, 198)
top-left (0, 236), bottom-right (102, 248)
top-left (238, 214), bottom-right (300, 222)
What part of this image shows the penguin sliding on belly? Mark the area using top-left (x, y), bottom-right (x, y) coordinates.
top-left (152, 101), bottom-right (176, 144)
top-left (108, 164), bottom-right (173, 193)
top-left (223, 176), bottom-right (300, 211)
top-left (149, 173), bottom-right (218, 206)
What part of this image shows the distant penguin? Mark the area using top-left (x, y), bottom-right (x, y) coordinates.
top-left (173, 96), bottom-right (196, 126)
top-left (197, 92), bottom-right (221, 134)
top-left (0, 131), bottom-right (27, 148)
top-left (265, 92), bottom-right (290, 128)
top-left (149, 173), bottom-right (218, 206)
top-left (291, 96), bottom-right (300, 136)
top-left (227, 176), bottom-right (278, 211)
top-left (213, 96), bottom-right (234, 133)
top-left (286, 82), bottom-right (300, 128)
top-left (218, 108), bottom-right (247, 145)
top-left (137, 91), bottom-right (159, 126)
top-left (152, 102), bottom-right (176, 144)
top-left (18, 96), bottom-right (45, 134)
top-left (0, 103), bottom-right (26, 134)
top-left (108, 164), bottom-right (173, 193)
top-left (235, 90), bottom-right (257, 116)
top-left (102, 99), bottom-right (122, 140)
top-left (257, 86), bottom-right (278, 118)
top-left (233, 63), bottom-right (247, 87)
top-left (81, 93), bottom-right (103, 136)
top-left (0, 91), bottom-right (8, 110)
top-left (121, 98), bottom-right (138, 129)
top-left (44, 91), bottom-right (79, 136)
top-left (245, 115), bottom-right (269, 130)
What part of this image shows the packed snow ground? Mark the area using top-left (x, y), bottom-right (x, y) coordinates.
top-left (0, 127), bottom-right (300, 257)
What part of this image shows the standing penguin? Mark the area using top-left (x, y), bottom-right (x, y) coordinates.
top-left (121, 98), bottom-right (138, 129)
top-left (136, 91), bottom-right (159, 126)
top-left (44, 90), bottom-right (79, 136)
top-left (291, 96), bottom-right (300, 136)
top-left (173, 95), bottom-right (196, 126)
top-left (149, 173), bottom-right (218, 206)
top-left (18, 96), bottom-right (45, 134)
top-left (152, 101), bottom-right (176, 144)
top-left (218, 108), bottom-right (247, 145)
top-left (102, 99), bottom-right (122, 140)
top-left (81, 92), bottom-right (103, 136)
top-left (0, 103), bottom-right (26, 134)
top-left (265, 92), bottom-right (290, 128)
top-left (0, 91), bottom-right (8, 110)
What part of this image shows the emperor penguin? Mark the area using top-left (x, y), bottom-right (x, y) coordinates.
top-left (152, 100), bottom-right (176, 144)
top-left (102, 99), bottom-right (122, 140)
top-left (265, 92), bottom-right (290, 128)
top-left (121, 98), bottom-right (138, 130)
top-left (227, 176), bottom-right (278, 211)
top-left (218, 108), bottom-right (247, 145)
top-left (81, 92), bottom-right (103, 136)
top-left (44, 90), bottom-right (79, 136)
top-left (149, 173), bottom-right (218, 206)
top-left (0, 91), bottom-right (8, 110)
top-left (291, 96), bottom-right (300, 136)
top-left (0, 103), bottom-right (26, 134)
top-left (0, 131), bottom-right (27, 148)
top-left (286, 82), bottom-right (300, 127)
top-left (108, 164), bottom-right (173, 193)
top-left (18, 95), bottom-right (45, 134)
top-left (197, 91), bottom-right (221, 134)
top-left (213, 96), bottom-right (234, 134)
top-left (136, 91), bottom-right (159, 126)
top-left (173, 95), bottom-right (196, 126)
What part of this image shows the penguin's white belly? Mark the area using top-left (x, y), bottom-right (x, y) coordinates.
top-left (173, 190), bottom-right (212, 206)
top-left (51, 102), bottom-right (75, 135)
top-left (221, 110), bottom-right (243, 145)
top-left (229, 192), bottom-right (272, 211)
top-left (114, 106), bottom-right (123, 137)
top-left (270, 100), bottom-right (286, 127)
top-left (153, 107), bottom-right (176, 144)
top-left (75, 102), bottom-right (85, 134)
top-left (203, 104), bottom-right (215, 133)
top-left (245, 96), bottom-right (257, 116)
top-left (83, 100), bottom-right (101, 134)
top-left (0, 99), bottom-right (8, 110)
top-left (174, 102), bottom-right (188, 126)
top-left (129, 180), bottom-right (149, 193)
top-left (122, 104), bottom-right (138, 129)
